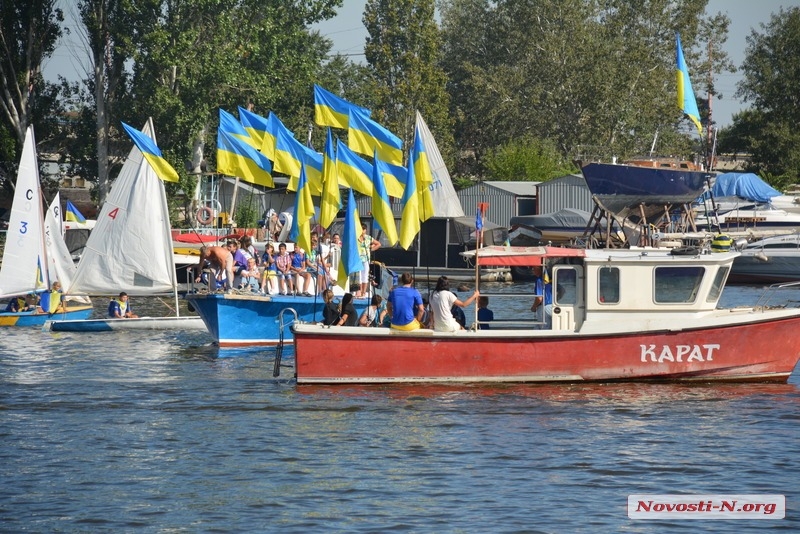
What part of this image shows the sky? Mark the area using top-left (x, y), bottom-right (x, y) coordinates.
top-left (44, 0), bottom-right (793, 128)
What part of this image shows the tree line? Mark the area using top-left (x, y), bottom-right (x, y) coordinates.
top-left (1, 0), bottom-right (797, 225)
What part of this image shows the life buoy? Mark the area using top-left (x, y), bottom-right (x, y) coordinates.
top-left (196, 207), bottom-right (214, 225)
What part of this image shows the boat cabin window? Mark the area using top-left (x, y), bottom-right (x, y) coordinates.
top-left (654, 266), bottom-right (705, 303)
top-left (554, 268), bottom-right (577, 305)
top-left (707, 266), bottom-right (729, 302)
top-left (598, 266), bottom-right (620, 304)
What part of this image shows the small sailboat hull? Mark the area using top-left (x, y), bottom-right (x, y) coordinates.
top-left (0, 306), bottom-right (93, 327)
top-left (44, 315), bottom-right (206, 332)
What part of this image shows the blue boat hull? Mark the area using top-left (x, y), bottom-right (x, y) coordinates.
top-left (0, 306), bottom-right (94, 327)
top-left (185, 293), bottom-right (367, 347)
top-left (581, 162), bottom-right (709, 214)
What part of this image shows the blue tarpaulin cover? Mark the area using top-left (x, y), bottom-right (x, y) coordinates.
top-left (710, 173), bottom-right (781, 202)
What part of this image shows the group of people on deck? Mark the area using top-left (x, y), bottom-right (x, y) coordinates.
top-left (316, 260), bottom-right (553, 331)
top-left (192, 223), bottom-right (382, 300)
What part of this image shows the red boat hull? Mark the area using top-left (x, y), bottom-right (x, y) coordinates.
top-left (293, 317), bottom-right (800, 384)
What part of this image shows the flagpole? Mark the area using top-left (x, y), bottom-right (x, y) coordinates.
top-left (474, 203), bottom-right (486, 329)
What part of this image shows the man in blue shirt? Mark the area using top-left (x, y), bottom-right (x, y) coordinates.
top-left (388, 272), bottom-right (424, 330)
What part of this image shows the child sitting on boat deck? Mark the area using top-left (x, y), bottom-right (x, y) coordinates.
top-left (260, 244), bottom-right (279, 295)
top-left (321, 289), bottom-right (339, 325)
top-left (477, 296), bottom-right (494, 330)
top-left (38, 281), bottom-right (65, 314)
top-left (336, 293), bottom-right (358, 326)
top-left (239, 258), bottom-right (261, 292)
top-left (358, 294), bottom-right (383, 326)
top-left (290, 246), bottom-right (312, 296)
top-left (275, 243), bottom-right (294, 295)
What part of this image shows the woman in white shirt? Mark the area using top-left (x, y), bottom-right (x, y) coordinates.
top-left (429, 276), bottom-right (479, 332)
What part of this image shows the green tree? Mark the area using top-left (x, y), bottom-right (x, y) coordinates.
top-left (440, 0), bottom-right (718, 176)
top-left (483, 136), bottom-right (577, 182)
top-left (0, 0), bottom-right (65, 177)
top-left (728, 6), bottom-right (800, 182)
top-left (363, 0), bottom-right (454, 167)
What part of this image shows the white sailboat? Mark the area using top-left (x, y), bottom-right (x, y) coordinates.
top-left (44, 118), bottom-right (204, 331)
top-left (0, 126), bottom-right (93, 326)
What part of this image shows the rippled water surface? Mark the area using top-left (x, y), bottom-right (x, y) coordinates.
top-left (1, 285), bottom-right (799, 532)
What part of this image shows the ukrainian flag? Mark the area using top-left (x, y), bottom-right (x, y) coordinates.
top-left (313, 84), bottom-right (371, 129)
top-left (380, 161), bottom-right (407, 199)
top-left (411, 124), bottom-right (435, 221)
top-left (337, 188), bottom-right (363, 289)
top-left (398, 152), bottom-right (420, 250)
top-left (319, 128), bottom-right (341, 229)
top-left (237, 106), bottom-right (269, 147)
top-left (216, 129), bottom-right (274, 187)
top-left (262, 112), bottom-right (294, 161)
top-left (289, 164), bottom-right (315, 254)
top-left (219, 109), bottom-right (259, 149)
top-left (372, 150), bottom-right (398, 246)
top-left (273, 124), bottom-right (323, 194)
top-left (348, 111), bottom-right (403, 165)
top-left (676, 33), bottom-right (702, 136)
top-left (121, 122), bottom-right (179, 182)
top-left (336, 142), bottom-right (374, 197)
top-left (65, 200), bottom-right (86, 223)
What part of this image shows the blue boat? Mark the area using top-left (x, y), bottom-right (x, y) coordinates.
top-left (581, 161), bottom-right (710, 215)
top-left (0, 306), bottom-right (93, 327)
top-left (185, 292), bottom-right (368, 347)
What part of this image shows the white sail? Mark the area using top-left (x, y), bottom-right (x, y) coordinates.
top-left (0, 127), bottom-right (49, 298)
top-left (415, 111), bottom-right (465, 218)
top-left (68, 119), bottom-right (176, 295)
top-left (45, 194), bottom-right (79, 292)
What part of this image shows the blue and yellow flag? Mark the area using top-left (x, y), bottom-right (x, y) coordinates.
top-left (337, 188), bottom-right (363, 289)
top-left (380, 161), bottom-right (407, 199)
top-left (399, 148), bottom-right (421, 250)
top-left (313, 84), bottom-right (371, 129)
top-left (261, 112), bottom-right (294, 161)
top-left (348, 111), bottom-right (403, 165)
top-left (319, 128), bottom-right (341, 229)
top-left (237, 106), bottom-right (269, 147)
top-left (121, 122), bottom-right (179, 182)
top-left (411, 124), bottom-right (434, 221)
top-left (65, 200), bottom-right (86, 223)
top-left (372, 150), bottom-right (398, 246)
top-left (272, 120), bottom-right (322, 194)
top-left (336, 142), bottom-right (374, 197)
top-left (289, 164), bottom-right (315, 255)
top-left (219, 108), bottom-right (260, 150)
top-left (216, 129), bottom-right (274, 187)
top-left (676, 33), bottom-right (702, 136)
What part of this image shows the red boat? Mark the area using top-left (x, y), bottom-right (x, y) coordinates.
top-left (292, 246), bottom-right (800, 384)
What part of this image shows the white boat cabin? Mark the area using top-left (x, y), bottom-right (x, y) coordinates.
top-left (472, 246), bottom-right (735, 333)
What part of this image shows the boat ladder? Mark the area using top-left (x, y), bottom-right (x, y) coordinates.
top-left (274, 307), bottom-right (299, 377)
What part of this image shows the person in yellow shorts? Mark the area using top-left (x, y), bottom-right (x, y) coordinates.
top-left (388, 272), bottom-right (425, 331)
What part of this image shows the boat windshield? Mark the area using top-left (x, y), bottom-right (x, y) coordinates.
top-left (654, 266), bottom-right (705, 304)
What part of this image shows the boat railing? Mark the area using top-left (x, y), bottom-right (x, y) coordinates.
top-left (274, 307), bottom-right (299, 377)
top-left (754, 281), bottom-right (800, 310)
top-left (473, 291), bottom-right (545, 330)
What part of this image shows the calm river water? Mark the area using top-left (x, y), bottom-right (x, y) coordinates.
top-left (1, 283), bottom-right (798, 532)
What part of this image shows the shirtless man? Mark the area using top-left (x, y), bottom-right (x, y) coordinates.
top-left (195, 245), bottom-right (235, 290)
